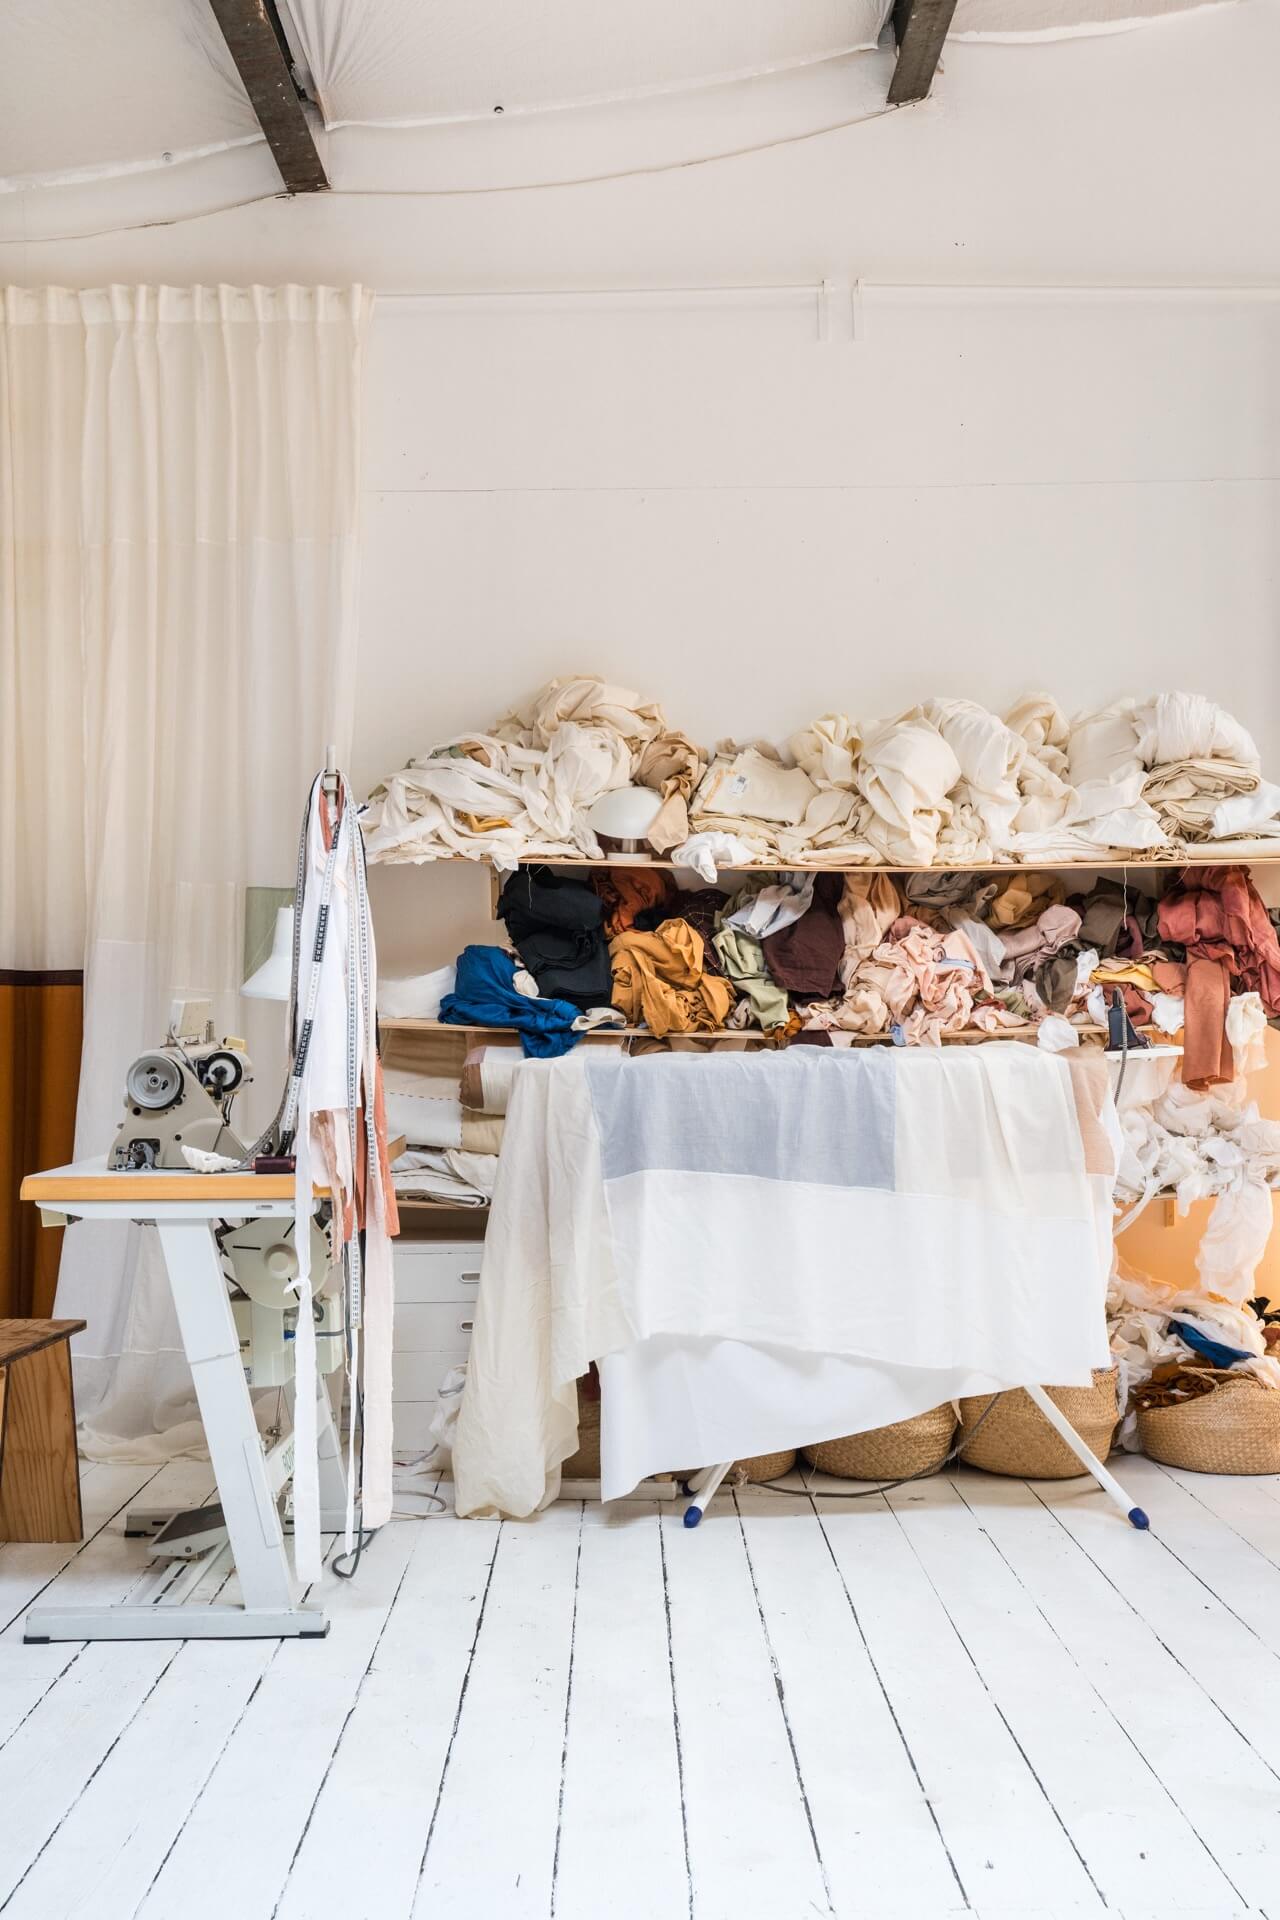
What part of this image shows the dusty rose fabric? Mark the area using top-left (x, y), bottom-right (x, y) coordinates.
top-left (1181, 956), bottom-right (1234, 1089)
top-left (1157, 865), bottom-right (1280, 1010)
top-left (1158, 864), bottom-right (1280, 1087)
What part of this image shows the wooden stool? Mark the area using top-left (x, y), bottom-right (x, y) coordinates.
top-left (0, 1320), bottom-right (86, 1543)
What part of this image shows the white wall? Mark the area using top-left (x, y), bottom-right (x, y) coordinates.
top-left (359, 282), bottom-right (1280, 968)
top-left (5, 6), bottom-right (1279, 967)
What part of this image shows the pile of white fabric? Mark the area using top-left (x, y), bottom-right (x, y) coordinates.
top-left (1114, 1074), bottom-right (1280, 1306)
top-left (364, 675), bottom-right (703, 870)
top-left (363, 679), bottom-right (1280, 875)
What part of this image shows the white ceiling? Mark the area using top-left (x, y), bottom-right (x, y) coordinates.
top-left (0, 0), bottom-right (1242, 241)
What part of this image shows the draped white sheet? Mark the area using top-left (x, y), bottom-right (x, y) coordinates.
top-left (1, 284), bottom-right (371, 1451)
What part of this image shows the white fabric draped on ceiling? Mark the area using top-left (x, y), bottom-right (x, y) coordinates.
top-left (0, 283), bottom-right (371, 1452)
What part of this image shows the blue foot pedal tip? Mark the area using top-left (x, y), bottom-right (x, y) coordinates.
top-left (1128, 1507), bottom-right (1150, 1530)
top-left (683, 1506), bottom-right (703, 1529)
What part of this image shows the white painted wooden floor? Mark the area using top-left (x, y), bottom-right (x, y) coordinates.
top-left (2, 1456), bottom-right (1280, 1920)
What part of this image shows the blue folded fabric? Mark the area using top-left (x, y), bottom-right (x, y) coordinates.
top-left (439, 944), bottom-right (581, 1058)
top-left (1169, 1319), bottom-right (1254, 1370)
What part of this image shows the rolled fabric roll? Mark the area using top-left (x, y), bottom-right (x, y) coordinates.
top-left (461, 1043), bottom-right (522, 1115)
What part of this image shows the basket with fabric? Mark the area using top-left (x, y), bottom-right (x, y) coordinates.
top-left (1137, 1373), bottom-right (1280, 1474)
top-left (802, 1405), bottom-right (956, 1481)
top-left (560, 1371), bottom-right (601, 1479)
top-left (957, 1369), bottom-right (1119, 1478)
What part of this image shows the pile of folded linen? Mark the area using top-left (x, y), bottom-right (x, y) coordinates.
top-left (380, 1023), bottom-right (508, 1208)
top-left (364, 677), bottom-right (1280, 873)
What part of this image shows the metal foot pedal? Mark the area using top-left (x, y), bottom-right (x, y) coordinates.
top-left (146, 1503), bottom-right (229, 1561)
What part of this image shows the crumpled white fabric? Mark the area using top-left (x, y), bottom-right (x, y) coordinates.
top-left (1133, 691), bottom-right (1259, 771)
top-left (1226, 990), bottom-right (1268, 1074)
top-left (724, 872), bottom-right (815, 939)
top-left (1114, 1077), bottom-right (1280, 1305)
top-left (670, 830), bottom-right (760, 883)
top-left (365, 676), bottom-right (678, 870)
top-left (1037, 1015), bottom-right (1079, 1052)
top-left (855, 709), bottom-right (962, 864)
top-left (362, 731), bottom-right (602, 870)
top-left (789, 712), bottom-right (862, 792)
top-left (926, 697), bottom-right (1025, 855)
top-left (377, 963), bottom-right (455, 1020)
top-left (497, 674), bottom-right (665, 756)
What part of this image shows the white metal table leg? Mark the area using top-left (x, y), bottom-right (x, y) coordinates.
top-left (25, 1219), bottom-right (329, 1643)
top-left (683, 1461), bottom-right (733, 1528)
top-left (1024, 1384), bottom-right (1150, 1529)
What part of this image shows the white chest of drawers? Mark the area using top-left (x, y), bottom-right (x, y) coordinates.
top-left (392, 1242), bottom-right (482, 1451)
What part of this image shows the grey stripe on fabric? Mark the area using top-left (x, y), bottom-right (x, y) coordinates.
top-left (583, 1049), bottom-right (896, 1189)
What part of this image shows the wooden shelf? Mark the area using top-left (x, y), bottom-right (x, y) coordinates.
top-left (382, 1017), bottom-right (1152, 1047)
top-left (380, 849), bottom-right (1280, 875)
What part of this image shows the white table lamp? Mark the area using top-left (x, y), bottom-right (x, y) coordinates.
top-left (242, 906), bottom-right (294, 1001)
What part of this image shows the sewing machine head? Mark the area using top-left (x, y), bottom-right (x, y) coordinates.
top-left (110, 1018), bottom-right (253, 1171)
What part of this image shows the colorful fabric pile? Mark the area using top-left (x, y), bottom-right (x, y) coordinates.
top-left (404, 862), bottom-right (1278, 1072)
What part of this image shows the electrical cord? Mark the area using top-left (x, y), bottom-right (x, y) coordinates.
top-left (333, 1373), bottom-right (375, 1578)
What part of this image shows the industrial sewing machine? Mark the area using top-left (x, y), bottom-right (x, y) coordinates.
top-left (112, 1009), bottom-right (343, 1388)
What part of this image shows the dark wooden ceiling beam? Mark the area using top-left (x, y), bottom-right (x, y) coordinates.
top-left (889, 0), bottom-right (960, 105)
top-left (207, 0), bottom-right (328, 194)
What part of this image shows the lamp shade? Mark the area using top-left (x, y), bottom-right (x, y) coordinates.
top-left (242, 906), bottom-right (294, 1001)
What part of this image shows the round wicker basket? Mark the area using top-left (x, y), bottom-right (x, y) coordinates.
top-left (1137, 1374), bottom-right (1280, 1475)
top-left (732, 1450), bottom-right (798, 1482)
top-left (802, 1404), bottom-right (956, 1482)
top-left (957, 1369), bottom-right (1119, 1479)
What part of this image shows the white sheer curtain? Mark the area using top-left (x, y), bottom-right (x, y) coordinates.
top-left (1, 284), bottom-right (372, 1453)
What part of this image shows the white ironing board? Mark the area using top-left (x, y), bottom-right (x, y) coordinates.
top-left (19, 1158), bottom-right (348, 1643)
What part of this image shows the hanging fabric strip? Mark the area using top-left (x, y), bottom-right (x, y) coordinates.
top-left (286, 770), bottom-right (397, 1583)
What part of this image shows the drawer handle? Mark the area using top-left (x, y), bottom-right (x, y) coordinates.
top-left (460, 1271), bottom-right (480, 1285)
top-left (460, 1320), bottom-right (474, 1333)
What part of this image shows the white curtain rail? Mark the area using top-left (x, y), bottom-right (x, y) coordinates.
top-left (378, 282), bottom-right (1280, 311)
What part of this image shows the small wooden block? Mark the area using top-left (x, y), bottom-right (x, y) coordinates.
top-left (0, 1331), bottom-right (83, 1544)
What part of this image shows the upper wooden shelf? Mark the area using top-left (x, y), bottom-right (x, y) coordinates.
top-left (395, 850), bottom-right (1280, 874)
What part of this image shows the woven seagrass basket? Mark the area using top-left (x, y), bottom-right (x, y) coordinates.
top-left (1137, 1374), bottom-right (1280, 1475)
top-left (731, 1450), bottom-right (798, 1482)
top-left (802, 1404), bottom-right (956, 1481)
top-left (957, 1369), bottom-right (1119, 1479)
top-left (561, 1381), bottom-right (601, 1479)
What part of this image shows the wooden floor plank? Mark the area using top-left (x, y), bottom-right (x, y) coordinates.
top-left (550, 1503), bottom-right (692, 1920)
top-left (0, 1460), bottom-right (221, 1901)
top-left (813, 1482), bottom-right (1105, 1912)
top-left (887, 1473), bottom-right (1244, 1912)
top-left (657, 1503), bottom-right (832, 1920)
top-left (2, 1633), bottom-right (276, 1920)
top-left (411, 1502), bottom-right (583, 1919)
top-left (135, 1517), bottom-right (420, 1920)
top-left (0, 1459), bottom-right (179, 1633)
top-left (1154, 1462), bottom-right (1280, 1545)
top-left (955, 1469), bottom-right (1280, 1911)
top-left (1135, 1457), bottom-right (1280, 1606)
top-left (276, 1512), bottom-right (501, 1920)
top-left (733, 1482), bottom-right (967, 1916)
top-left (1033, 1469), bottom-right (1280, 1782)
